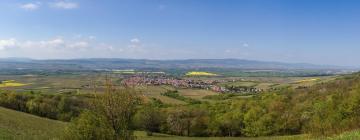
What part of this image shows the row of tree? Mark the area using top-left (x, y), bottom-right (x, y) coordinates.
top-left (0, 90), bottom-right (87, 121)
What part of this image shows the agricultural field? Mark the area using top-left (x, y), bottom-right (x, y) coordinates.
top-left (113, 69), bottom-right (137, 74)
top-left (186, 71), bottom-right (218, 76)
top-left (0, 72), bottom-right (337, 105)
top-left (177, 89), bottom-right (218, 100)
top-left (0, 80), bottom-right (28, 88)
top-left (138, 85), bottom-right (187, 104)
top-left (218, 81), bottom-right (258, 87)
top-left (216, 76), bottom-right (337, 91)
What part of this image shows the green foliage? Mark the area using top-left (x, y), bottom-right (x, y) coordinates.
top-left (161, 90), bottom-right (201, 104)
top-left (65, 80), bottom-right (141, 140)
top-left (135, 73), bottom-right (360, 137)
top-left (134, 104), bottom-right (163, 136)
top-left (0, 91), bottom-right (86, 121)
top-left (93, 81), bottom-right (141, 140)
top-left (202, 94), bottom-right (236, 100)
top-left (64, 110), bottom-right (114, 140)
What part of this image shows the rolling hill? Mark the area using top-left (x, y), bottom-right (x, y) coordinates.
top-left (0, 58), bottom-right (354, 71)
top-left (0, 107), bottom-right (66, 140)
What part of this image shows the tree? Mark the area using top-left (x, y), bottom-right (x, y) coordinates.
top-left (65, 79), bottom-right (140, 140)
top-left (135, 104), bottom-right (162, 136)
top-left (92, 79), bottom-right (140, 140)
top-left (167, 109), bottom-right (190, 136)
top-left (64, 110), bottom-right (114, 140)
top-left (188, 109), bottom-right (209, 136)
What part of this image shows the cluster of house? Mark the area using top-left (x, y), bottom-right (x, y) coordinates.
top-left (122, 76), bottom-right (217, 88)
top-left (225, 85), bottom-right (263, 93)
top-left (121, 75), bottom-right (262, 94)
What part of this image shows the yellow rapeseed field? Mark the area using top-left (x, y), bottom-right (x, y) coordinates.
top-left (185, 71), bottom-right (217, 76)
top-left (0, 80), bottom-right (28, 87)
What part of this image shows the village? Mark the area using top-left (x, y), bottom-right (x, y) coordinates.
top-left (121, 74), bottom-right (263, 94)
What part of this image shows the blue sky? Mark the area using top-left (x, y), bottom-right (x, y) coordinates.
top-left (0, 0), bottom-right (360, 66)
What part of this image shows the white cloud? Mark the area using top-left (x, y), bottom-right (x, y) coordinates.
top-left (0, 37), bottom-right (125, 59)
top-left (130, 38), bottom-right (140, 43)
top-left (0, 39), bottom-right (17, 51)
top-left (22, 38), bottom-right (91, 49)
top-left (128, 38), bottom-right (143, 49)
top-left (20, 3), bottom-right (40, 11)
top-left (0, 37), bottom-right (202, 59)
top-left (51, 1), bottom-right (78, 9)
top-left (46, 38), bottom-right (65, 46)
top-left (68, 41), bottom-right (88, 48)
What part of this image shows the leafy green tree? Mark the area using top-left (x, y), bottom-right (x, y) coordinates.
top-left (92, 80), bottom-right (140, 140)
top-left (135, 104), bottom-right (162, 136)
top-left (189, 109), bottom-right (209, 136)
top-left (167, 109), bottom-right (192, 136)
top-left (64, 111), bottom-right (114, 140)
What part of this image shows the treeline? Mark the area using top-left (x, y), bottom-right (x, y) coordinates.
top-left (161, 90), bottom-right (201, 104)
top-left (0, 90), bottom-right (88, 121)
top-left (133, 94), bottom-right (297, 137)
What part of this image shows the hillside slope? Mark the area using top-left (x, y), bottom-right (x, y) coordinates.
top-left (0, 107), bottom-right (66, 140)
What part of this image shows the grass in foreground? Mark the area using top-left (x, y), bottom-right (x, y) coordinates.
top-left (135, 131), bottom-right (308, 140)
top-left (324, 130), bottom-right (360, 140)
top-left (0, 107), bottom-right (66, 140)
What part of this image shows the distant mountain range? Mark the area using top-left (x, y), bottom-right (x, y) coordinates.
top-left (0, 58), bottom-right (356, 71)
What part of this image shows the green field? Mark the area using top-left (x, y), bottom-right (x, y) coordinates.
top-left (0, 74), bottom-right (337, 106)
top-left (177, 89), bottom-right (218, 100)
top-left (218, 81), bottom-right (258, 87)
top-left (0, 107), bottom-right (66, 140)
top-left (138, 86), bottom-right (187, 104)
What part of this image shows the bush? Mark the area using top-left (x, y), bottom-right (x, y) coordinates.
top-left (64, 111), bottom-right (115, 140)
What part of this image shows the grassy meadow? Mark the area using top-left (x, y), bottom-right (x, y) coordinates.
top-left (0, 107), bottom-right (66, 140)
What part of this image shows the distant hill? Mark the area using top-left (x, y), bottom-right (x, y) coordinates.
top-left (0, 58), bottom-right (355, 71)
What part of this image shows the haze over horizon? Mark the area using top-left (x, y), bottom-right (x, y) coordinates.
top-left (1, 0), bottom-right (360, 66)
